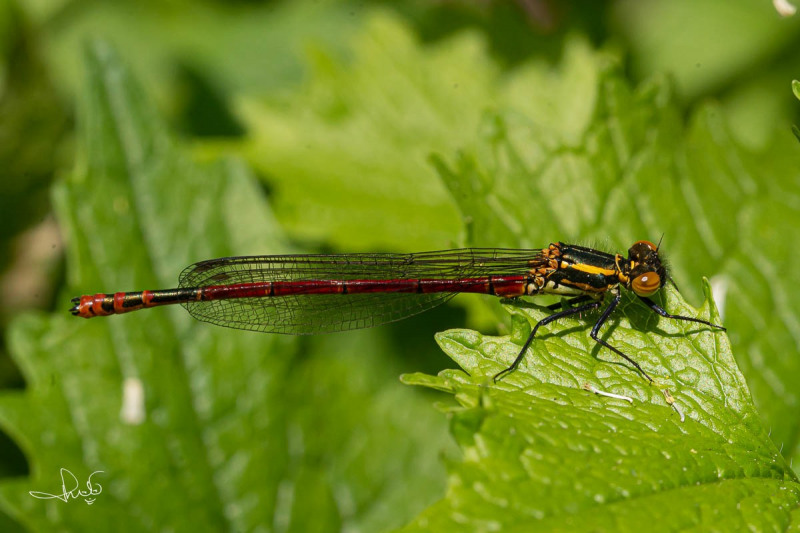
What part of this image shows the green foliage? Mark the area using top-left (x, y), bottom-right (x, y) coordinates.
top-left (612, 0), bottom-right (799, 100)
top-left (402, 284), bottom-right (798, 531)
top-left (245, 10), bottom-right (800, 467)
top-left (241, 11), bottom-right (800, 529)
top-left (0, 41), bottom-right (449, 532)
top-left (0, 2), bottom-right (69, 276)
top-left (1, 5), bottom-right (799, 532)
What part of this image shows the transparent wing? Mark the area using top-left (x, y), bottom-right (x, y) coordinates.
top-left (178, 249), bottom-right (543, 334)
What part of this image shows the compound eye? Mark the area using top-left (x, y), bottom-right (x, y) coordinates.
top-left (631, 271), bottom-right (661, 296)
top-left (634, 240), bottom-right (658, 252)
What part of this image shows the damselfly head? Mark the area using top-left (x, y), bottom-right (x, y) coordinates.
top-left (624, 240), bottom-right (666, 297)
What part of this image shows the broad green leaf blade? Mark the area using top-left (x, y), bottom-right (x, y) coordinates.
top-left (239, 12), bottom-right (491, 251)
top-left (0, 41), bottom-right (449, 531)
top-left (403, 283), bottom-right (800, 531)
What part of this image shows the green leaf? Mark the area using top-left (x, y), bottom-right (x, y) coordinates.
top-left (0, 41), bottom-right (449, 531)
top-left (402, 283), bottom-right (799, 531)
top-left (239, 12), bottom-right (497, 250)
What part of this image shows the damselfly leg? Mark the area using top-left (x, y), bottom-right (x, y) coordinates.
top-left (494, 287), bottom-right (724, 385)
top-left (493, 298), bottom-right (603, 382)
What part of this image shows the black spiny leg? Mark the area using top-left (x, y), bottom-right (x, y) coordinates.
top-left (546, 294), bottom-right (593, 311)
top-left (638, 296), bottom-right (726, 331)
top-left (590, 289), bottom-right (655, 384)
top-left (493, 299), bottom-right (603, 382)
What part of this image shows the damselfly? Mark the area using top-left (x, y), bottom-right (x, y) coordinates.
top-left (71, 240), bottom-right (725, 384)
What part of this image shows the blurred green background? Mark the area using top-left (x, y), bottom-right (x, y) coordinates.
top-left (1, 0), bottom-right (800, 531)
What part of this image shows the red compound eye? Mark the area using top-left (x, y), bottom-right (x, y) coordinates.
top-left (633, 240), bottom-right (658, 252)
top-left (631, 272), bottom-right (661, 296)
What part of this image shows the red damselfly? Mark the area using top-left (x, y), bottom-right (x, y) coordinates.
top-left (71, 241), bottom-right (725, 384)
